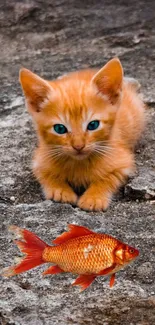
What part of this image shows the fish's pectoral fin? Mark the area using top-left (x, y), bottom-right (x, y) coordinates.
top-left (72, 274), bottom-right (96, 292)
top-left (42, 265), bottom-right (64, 276)
top-left (109, 273), bottom-right (115, 288)
top-left (98, 263), bottom-right (117, 276)
top-left (52, 224), bottom-right (94, 245)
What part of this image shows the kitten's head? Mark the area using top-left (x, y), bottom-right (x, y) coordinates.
top-left (19, 58), bottom-right (123, 161)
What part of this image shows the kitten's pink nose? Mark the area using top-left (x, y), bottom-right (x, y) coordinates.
top-left (72, 144), bottom-right (85, 152)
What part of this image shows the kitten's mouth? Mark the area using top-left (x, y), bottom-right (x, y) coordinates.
top-left (65, 148), bottom-right (91, 160)
top-left (73, 151), bottom-right (89, 160)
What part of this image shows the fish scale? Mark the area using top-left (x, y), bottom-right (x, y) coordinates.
top-left (43, 234), bottom-right (118, 274)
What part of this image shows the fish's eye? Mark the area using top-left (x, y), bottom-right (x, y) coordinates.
top-left (129, 248), bottom-right (135, 254)
top-left (54, 124), bottom-right (68, 135)
top-left (87, 120), bottom-right (100, 131)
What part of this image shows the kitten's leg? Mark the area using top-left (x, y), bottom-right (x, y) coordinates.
top-left (33, 151), bottom-right (78, 205)
top-left (78, 169), bottom-right (130, 211)
top-left (41, 177), bottom-right (78, 204)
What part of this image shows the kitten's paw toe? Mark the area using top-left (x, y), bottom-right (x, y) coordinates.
top-left (78, 195), bottom-right (111, 212)
top-left (78, 197), bottom-right (102, 211)
top-left (45, 187), bottom-right (78, 205)
top-left (61, 190), bottom-right (78, 204)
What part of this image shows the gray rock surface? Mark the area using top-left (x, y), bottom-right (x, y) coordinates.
top-left (0, 1), bottom-right (155, 324)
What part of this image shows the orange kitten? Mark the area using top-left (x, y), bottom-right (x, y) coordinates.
top-left (20, 58), bottom-right (145, 211)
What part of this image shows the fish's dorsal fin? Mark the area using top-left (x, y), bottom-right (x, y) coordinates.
top-left (52, 224), bottom-right (94, 245)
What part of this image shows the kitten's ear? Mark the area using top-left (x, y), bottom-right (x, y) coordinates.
top-left (19, 68), bottom-right (53, 113)
top-left (92, 58), bottom-right (123, 104)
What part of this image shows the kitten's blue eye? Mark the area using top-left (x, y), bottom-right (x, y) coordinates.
top-left (87, 120), bottom-right (100, 131)
top-left (54, 124), bottom-right (68, 134)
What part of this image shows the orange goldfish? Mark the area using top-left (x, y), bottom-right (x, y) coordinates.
top-left (1, 224), bottom-right (139, 291)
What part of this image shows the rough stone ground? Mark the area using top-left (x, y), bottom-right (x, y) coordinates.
top-left (0, 1), bottom-right (155, 324)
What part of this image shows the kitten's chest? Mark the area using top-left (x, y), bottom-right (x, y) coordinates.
top-left (64, 159), bottom-right (99, 188)
top-left (66, 165), bottom-right (90, 188)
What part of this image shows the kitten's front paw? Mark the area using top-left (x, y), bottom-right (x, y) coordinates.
top-left (78, 194), bottom-right (111, 212)
top-left (45, 186), bottom-right (78, 205)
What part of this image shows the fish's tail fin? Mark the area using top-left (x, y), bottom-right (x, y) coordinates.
top-left (1, 225), bottom-right (48, 277)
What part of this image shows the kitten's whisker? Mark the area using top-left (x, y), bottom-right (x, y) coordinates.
top-left (95, 142), bottom-right (114, 148)
top-left (40, 150), bottom-right (64, 161)
top-left (95, 146), bottom-right (114, 152)
top-left (96, 144), bottom-right (114, 151)
top-left (39, 151), bottom-right (61, 159)
top-left (94, 147), bottom-right (114, 155)
top-left (93, 149), bottom-right (115, 160)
